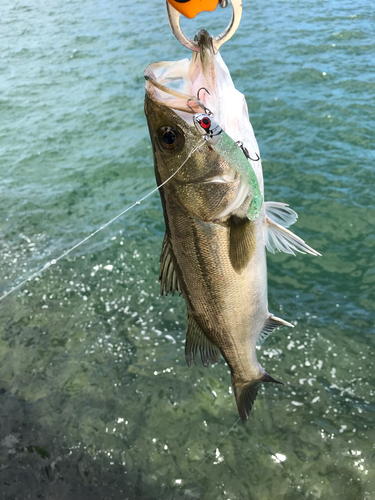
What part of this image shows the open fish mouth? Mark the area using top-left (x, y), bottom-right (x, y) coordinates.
top-left (145, 59), bottom-right (199, 117)
top-left (144, 29), bottom-right (216, 119)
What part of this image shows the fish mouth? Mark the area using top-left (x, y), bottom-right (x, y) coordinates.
top-left (144, 70), bottom-right (198, 116)
top-left (144, 29), bottom-right (216, 119)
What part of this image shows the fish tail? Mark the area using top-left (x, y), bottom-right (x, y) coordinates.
top-left (232, 373), bottom-right (283, 423)
top-left (232, 380), bottom-right (260, 423)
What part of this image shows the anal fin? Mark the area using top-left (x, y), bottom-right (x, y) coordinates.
top-left (185, 315), bottom-right (221, 367)
top-left (159, 234), bottom-right (182, 297)
top-left (229, 216), bottom-right (256, 273)
top-left (257, 314), bottom-right (294, 346)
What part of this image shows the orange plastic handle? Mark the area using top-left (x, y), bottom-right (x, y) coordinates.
top-left (166, 0), bottom-right (219, 19)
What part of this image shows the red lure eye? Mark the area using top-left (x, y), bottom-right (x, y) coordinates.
top-left (200, 117), bottom-right (211, 129)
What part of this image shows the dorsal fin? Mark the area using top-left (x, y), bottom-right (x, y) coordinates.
top-left (264, 201), bottom-right (298, 228)
top-left (257, 314), bottom-right (294, 346)
top-left (229, 216), bottom-right (256, 273)
top-left (264, 217), bottom-right (321, 257)
top-left (185, 315), bottom-right (221, 367)
top-left (159, 234), bottom-right (182, 297)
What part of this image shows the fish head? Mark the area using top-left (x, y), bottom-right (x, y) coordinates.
top-left (144, 92), bottom-right (197, 181)
top-left (144, 28), bottom-right (264, 193)
top-left (145, 90), bottom-right (249, 221)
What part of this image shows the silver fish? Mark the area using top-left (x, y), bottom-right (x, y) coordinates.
top-left (144, 30), bottom-right (320, 422)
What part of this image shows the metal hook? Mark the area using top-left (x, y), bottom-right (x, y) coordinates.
top-left (197, 88), bottom-right (213, 115)
top-left (187, 88), bottom-right (213, 115)
top-left (197, 87), bottom-right (210, 100)
top-left (166, 0), bottom-right (242, 54)
top-left (236, 141), bottom-right (261, 162)
top-left (248, 152), bottom-right (260, 162)
top-left (186, 98), bottom-right (213, 116)
top-left (186, 99), bottom-right (196, 113)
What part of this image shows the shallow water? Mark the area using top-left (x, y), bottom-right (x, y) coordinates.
top-left (0, 0), bottom-right (374, 498)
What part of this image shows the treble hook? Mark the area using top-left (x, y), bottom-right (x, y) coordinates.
top-left (187, 88), bottom-right (213, 115)
top-left (197, 87), bottom-right (210, 100)
top-left (236, 141), bottom-right (260, 162)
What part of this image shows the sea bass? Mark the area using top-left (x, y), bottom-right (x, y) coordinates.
top-left (144, 30), bottom-right (320, 422)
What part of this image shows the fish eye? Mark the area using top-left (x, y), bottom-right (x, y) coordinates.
top-left (163, 129), bottom-right (176, 145)
top-left (158, 126), bottom-right (183, 151)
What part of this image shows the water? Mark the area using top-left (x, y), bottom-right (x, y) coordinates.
top-left (0, 0), bottom-right (374, 498)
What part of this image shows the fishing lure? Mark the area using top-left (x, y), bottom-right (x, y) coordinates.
top-left (193, 112), bottom-right (263, 221)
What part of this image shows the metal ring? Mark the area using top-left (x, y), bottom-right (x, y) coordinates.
top-left (166, 0), bottom-right (242, 54)
top-left (219, 0), bottom-right (228, 8)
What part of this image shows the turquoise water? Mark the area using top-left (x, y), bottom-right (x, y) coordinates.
top-left (1, 0), bottom-right (374, 498)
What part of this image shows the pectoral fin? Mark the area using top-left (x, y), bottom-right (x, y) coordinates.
top-left (264, 201), bottom-right (298, 228)
top-left (159, 234), bottom-right (182, 296)
top-left (229, 217), bottom-right (256, 273)
top-left (257, 314), bottom-right (294, 346)
top-left (264, 217), bottom-right (321, 256)
top-left (185, 315), bottom-right (221, 367)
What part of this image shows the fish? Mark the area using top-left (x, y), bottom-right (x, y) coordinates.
top-left (144, 29), bottom-right (320, 422)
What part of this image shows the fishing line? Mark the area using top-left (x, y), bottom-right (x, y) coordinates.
top-left (0, 139), bottom-right (206, 302)
top-left (171, 417), bottom-right (240, 499)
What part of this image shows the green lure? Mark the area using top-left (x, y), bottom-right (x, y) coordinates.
top-left (194, 113), bottom-right (263, 221)
top-left (212, 131), bottom-right (263, 221)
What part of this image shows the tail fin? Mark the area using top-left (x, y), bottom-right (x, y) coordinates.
top-left (232, 373), bottom-right (283, 423)
top-left (232, 381), bottom-right (260, 423)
